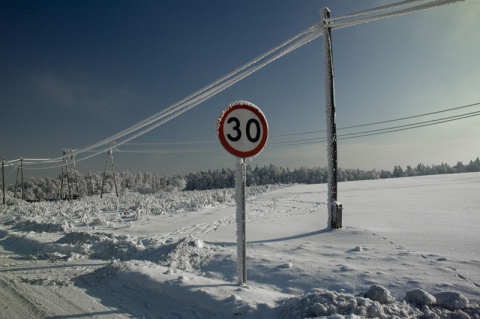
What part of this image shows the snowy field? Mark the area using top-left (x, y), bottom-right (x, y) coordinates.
top-left (0, 172), bottom-right (479, 318)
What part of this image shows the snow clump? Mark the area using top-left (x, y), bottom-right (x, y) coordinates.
top-left (364, 284), bottom-right (393, 304)
top-left (433, 291), bottom-right (469, 311)
top-left (163, 237), bottom-right (211, 273)
top-left (276, 289), bottom-right (419, 318)
top-left (405, 288), bottom-right (436, 306)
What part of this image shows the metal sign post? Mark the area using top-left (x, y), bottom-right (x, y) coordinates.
top-left (218, 101), bottom-right (268, 285)
top-left (236, 157), bottom-right (247, 284)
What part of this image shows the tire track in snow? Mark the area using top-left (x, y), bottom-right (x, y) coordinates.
top-left (0, 275), bottom-right (47, 319)
top-left (0, 243), bottom-right (126, 319)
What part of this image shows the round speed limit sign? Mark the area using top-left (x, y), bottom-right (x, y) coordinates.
top-left (217, 101), bottom-right (268, 158)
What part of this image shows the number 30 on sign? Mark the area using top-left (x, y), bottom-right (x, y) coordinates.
top-left (217, 101), bottom-right (268, 158)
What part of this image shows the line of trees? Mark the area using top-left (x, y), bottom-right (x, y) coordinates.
top-left (2, 157), bottom-right (480, 202)
top-left (185, 157), bottom-right (480, 190)
top-left (3, 171), bottom-right (187, 202)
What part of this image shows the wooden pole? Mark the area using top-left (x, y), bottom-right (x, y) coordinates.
top-left (322, 7), bottom-right (341, 229)
top-left (59, 152), bottom-right (66, 199)
top-left (110, 149), bottom-right (119, 197)
top-left (20, 158), bottom-right (24, 200)
top-left (65, 153), bottom-right (72, 199)
top-left (72, 154), bottom-right (80, 197)
top-left (2, 158), bottom-right (5, 205)
top-left (14, 165), bottom-right (19, 199)
top-left (100, 151), bottom-right (109, 199)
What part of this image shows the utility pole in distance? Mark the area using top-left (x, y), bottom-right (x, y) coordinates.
top-left (322, 7), bottom-right (342, 229)
top-left (20, 158), bottom-right (24, 200)
top-left (2, 158), bottom-right (5, 205)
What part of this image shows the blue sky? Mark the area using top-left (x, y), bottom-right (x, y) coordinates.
top-left (1, 0), bottom-right (480, 182)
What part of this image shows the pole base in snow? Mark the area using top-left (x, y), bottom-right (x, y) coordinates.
top-left (331, 203), bottom-right (343, 229)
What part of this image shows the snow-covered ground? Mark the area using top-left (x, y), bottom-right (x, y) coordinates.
top-left (0, 173), bottom-right (479, 318)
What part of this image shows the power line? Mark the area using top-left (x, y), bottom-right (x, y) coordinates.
top-left (106, 106), bottom-right (480, 152)
top-left (124, 141), bottom-right (216, 146)
top-left (338, 102), bottom-right (480, 131)
top-left (339, 111), bottom-right (480, 141)
top-left (330, 0), bottom-right (463, 30)
top-left (116, 148), bottom-right (220, 154)
top-left (6, 23), bottom-right (324, 168)
top-left (330, 0), bottom-right (427, 21)
top-left (270, 101), bottom-right (480, 138)
top-left (340, 110), bottom-right (480, 138)
top-left (5, 0), bottom-right (466, 168)
top-left (16, 100), bottom-right (480, 166)
top-left (268, 107), bottom-right (480, 147)
top-left (95, 103), bottom-right (480, 152)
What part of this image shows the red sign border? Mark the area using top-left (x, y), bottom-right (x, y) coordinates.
top-left (218, 102), bottom-right (268, 158)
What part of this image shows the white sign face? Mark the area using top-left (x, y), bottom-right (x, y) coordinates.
top-left (217, 101), bottom-right (268, 158)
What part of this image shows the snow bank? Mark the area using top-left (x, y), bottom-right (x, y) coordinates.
top-left (277, 286), bottom-right (479, 319)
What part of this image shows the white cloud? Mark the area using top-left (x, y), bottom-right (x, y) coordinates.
top-left (32, 71), bottom-right (151, 118)
top-left (35, 73), bottom-right (80, 109)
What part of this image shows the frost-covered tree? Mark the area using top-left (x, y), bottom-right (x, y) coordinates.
top-left (466, 157), bottom-right (480, 172)
top-left (405, 166), bottom-right (416, 177)
top-left (393, 166), bottom-right (404, 178)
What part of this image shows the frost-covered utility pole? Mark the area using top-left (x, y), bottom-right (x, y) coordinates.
top-left (71, 153), bottom-right (80, 196)
top-left (322, 7), bottom-right (342, 229)
top-left (2, 158), bottom-right (5, 205)
top-left (101, 148), bottom-right (119, 199)
top-left (110, 149), bottom-right (119, 197)
top-left (318, 1), bottom-right (461, 228)
top-left (100, 150), bottom-right (110, 199)
top-left (14, 165), bottom-right (19, 199)
top-left (59, 152), bottom-right (66, 199)
top-left (65, 152), bottom-right (72, 199)
top-left (20, 157), bottom-right (24, 200)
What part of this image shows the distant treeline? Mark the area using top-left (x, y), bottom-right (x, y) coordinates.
top-left (185, 157), bottom-right (480, 190)
top-left (3, 157), bottom-right (480, 201)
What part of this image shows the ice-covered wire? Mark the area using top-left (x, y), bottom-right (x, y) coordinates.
top-left (339, 110), bottom-right (480, 138)
top-left (328, 0), bottom-right (428, 22)
top-left (24, 26), bottom-right (320, 168)
top-left (338, 102), bottom-right (480, 131)
top-left (10, 0), bottom-right (465, 168)
top-left (4, 165), bottom-right (18, 179)
top-left (75, 26), bottom-right (322, 155)
top-left (37, 104), bottom-right (477, 155)
top-left (124, 141), bottom-right (214, 145)
top-left (268, 110), bottom-right (480, 147)
top-left (67, 24), bottom-right (322, 156)
top-left (36, 100), bottom-right (480, 158)
top-left (15, 28), bottom-right (320, 167)
top-left (15, 23), bottom-right (322, 168)
top-left (116, 148), bottom-right (218, 154)
top-left (331, 0), bottom-right (463, 30)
